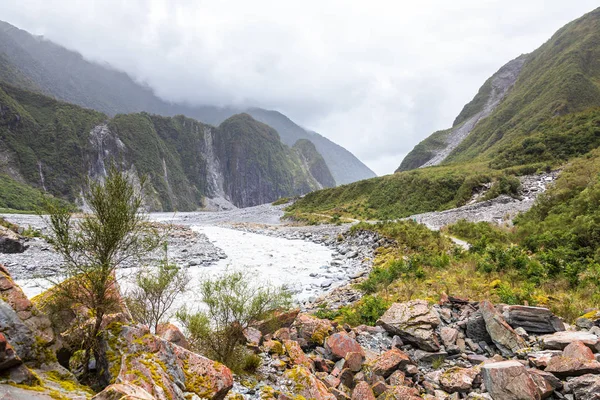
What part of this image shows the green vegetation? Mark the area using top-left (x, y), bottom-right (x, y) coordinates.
top-left (490, 108), bottom-right (600, 169)
top-left (445, 8), bottom-right (600, 164)
top-left (177, 271), bottom-right (291, 373)
top-left (126, 246), bottom-right (189, 333)
top-left (43, 166), bottom-right (160, 384)
top-left (288, 165), bottom-right (521, 221)
top-left (0, 81), bottom-right (333, 211)
top-left (339, 150), bottom-right (600, 322)
top-left (396, 128), bottom-right (452, 172)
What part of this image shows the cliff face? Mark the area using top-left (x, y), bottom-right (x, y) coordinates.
top-left (0, 84), bottom-right (333, 211)
top-left (397, 55), bottom-right (527, 171)
top-left (0, 20), bottom-right (376, 185)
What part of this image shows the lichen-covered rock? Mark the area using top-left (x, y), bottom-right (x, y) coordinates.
top-left (500, 305), bottom-right (565, 334)
top-left (284, 340), bottom-right (314, 370)
top-left (294, 314), bottom-right (333, 346)
top-left (258, 309), bottom-right (300, 334)
top-left (377, 300), bottom-right (441, 351)
top-left (372, 348), bottom-right (412, 378)
top-left (378, 385), bottom-right (421, 400)
top-left (439, 367), bottom-right (479, 393)
top-left (481, 361), bottom-right (539, 400)
top-left (157, 323), bottom-right (190, 350)
top-left (0, 332), bottom-right (21, 371)
top-left (0, 264), bottom-right (56, 364)
top-left (344, 351), bottom-right (363, 372)
top-left (103, 323), bottom-right (233, 400)
top-left (284, 365), bottom-right (336, 400)
top-left (479, 301), bottom-right (527, 356)
top-left (351, 381), bottom-right (375, 400)
top-left (326, 332), bottom-right (363, 361)
top-left (92, 383), bottom-right (155, 399)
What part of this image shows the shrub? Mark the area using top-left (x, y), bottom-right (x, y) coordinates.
top-left (126, 247), bottom-right (189, 333)
top-left (177, 272), bottom-right (291, 370)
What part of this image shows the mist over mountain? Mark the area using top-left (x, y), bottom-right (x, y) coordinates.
top-left (0, 20), bottom-right (376, 185)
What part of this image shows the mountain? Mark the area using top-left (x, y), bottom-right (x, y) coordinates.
top-left (0, 83), bottom-right (333, 211)
top-left (399, 7), bottom-right (600, 171)
top-left (291, 7), bottom-right (600, 221)
top-left (0, 20), bottom-right (376, 185)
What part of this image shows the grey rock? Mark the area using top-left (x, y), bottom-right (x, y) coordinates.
top-left (500, 305), bottom-right (565, 334)
top-left (377, 300), bottom-right (441, 351)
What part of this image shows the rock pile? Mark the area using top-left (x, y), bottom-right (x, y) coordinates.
top-left (233, 297), bottom-right (600, 400)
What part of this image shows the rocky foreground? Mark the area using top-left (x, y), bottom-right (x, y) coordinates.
top-left (1, 254), bottom-right (600, 399)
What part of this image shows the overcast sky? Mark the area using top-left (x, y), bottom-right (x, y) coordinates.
top-left (3, 1), bottom-right (599, 175)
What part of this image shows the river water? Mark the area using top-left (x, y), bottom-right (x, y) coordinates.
top-left (11, 223), bottom-right (337, 305)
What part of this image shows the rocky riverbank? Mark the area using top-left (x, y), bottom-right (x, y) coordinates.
top-left (2, 255), bottom-right (599, 399)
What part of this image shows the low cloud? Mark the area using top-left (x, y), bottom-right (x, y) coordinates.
top-left (3, 0), bottom-right (598, 174)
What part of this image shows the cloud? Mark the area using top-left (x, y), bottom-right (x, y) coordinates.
top-left (2, 0), bottom-right (599, 175)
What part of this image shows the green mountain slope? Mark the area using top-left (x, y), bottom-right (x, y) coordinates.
top-left (0, 20), bottom-right (375, 184)
top-left (0, 83), bottom-right (332, 211)
top-left (292, 7), bottom-right (600, 221)
top-left (399, 7), bottom-right (600, 172)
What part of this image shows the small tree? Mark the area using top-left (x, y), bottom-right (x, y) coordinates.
top-left (127, 246), bottom-right (189, 333)
top-left (43, 166), bottom-right (160, 378)
top-left (177, 271), bottom-right (290, 369)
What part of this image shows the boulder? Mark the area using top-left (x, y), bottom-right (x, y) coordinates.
top-left (377, 300), bottom-right (441, 351)
top-left (479, 301), bottom-right (527, 356)
top-left (295, 314), bottom-right (333, 346)
top-left (351, 381), bottom-right (375, 400)
top-left (379, 385), bottom-right (421, 400)
top-left (481, 361), bottom-right (539, 400)
top-left (500, 305), bottom-right (565, 334)
top-left (284, 365), bottom-right (336, 400)
top-left (263, 340), bottom-right (285, 355)
top-left (344, 351), bottom-right (364, 372)
top-left (545, 356), bottom-right (600, 378)
top-left (0, 332), bottom-right (21, 370)
top-left (92, 383), bottom-right (155, 399)
top-left (242, 326), bottom-right (262, 347)
top-left (527, 371), bottom-right (554, 400)
top-left (258, 309), bottom-right (300, 334)
top-left (0, 265), bottom-right (56, 364)
top-left (439, 367), bottom-right (479, 393)
top-left (284, 340), bottom-right (314, 370)
top-left (541, 331), bottom-right (600, 351)
top-left (326, 332), bottom-right (364, 360)
top-left (157, 323), bottom-right (190, 350)
top-left (527, 350), bottom-right (562, 368)
top-left (102, 323), bottom-right (233, 400)
top-left (466, 312), bottom-right (493, 344)
top-left (413, 350), bottom-right (448, 364)
top-left (0, 226), bottom-right (26, 254)
top-left (564, 340), bottom-right (595, 360)
top-left (440, 327), bottom-right (459, 347)
top-left (568, 374), bottom-right (600, 400)
top-left (529, 369), bottom-right (562, 392)
top-left (372, 348), bottom-right (412, 378)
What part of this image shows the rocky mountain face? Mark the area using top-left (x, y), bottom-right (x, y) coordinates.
top-left (0, 20), bottom-right (376, 185)
top-left (398, 7), bottom-right (600, 171)
top-left (0, 83), bottom-right (334, 211)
